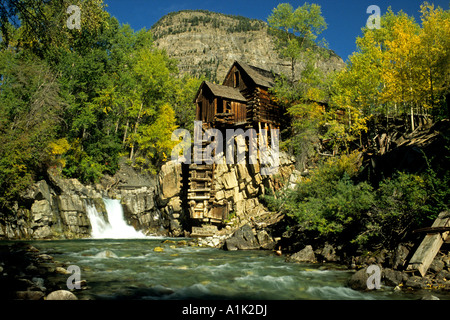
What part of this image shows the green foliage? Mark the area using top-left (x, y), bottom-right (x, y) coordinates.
top-left (267, 2), bottom-right (327, 81)
top-left (267, 151), bottom-right (450, 250)
top-left (173, 75), bottom-right (205, 134)
top-left (0, 50), bottom-right (62, 206)
top-left (277, 153), bottom-right (373, 241)
top-left (136, 104), bottom-right (178, 173)
top-left (0, 0), bottom-right (203, 196)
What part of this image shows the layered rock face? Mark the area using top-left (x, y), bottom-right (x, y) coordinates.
top-left (0, 163), bottom-right (172, 239)
top-left (151, 10), bottom-right (345, 82)
top-left (0, 151), bottom-right (299, 240)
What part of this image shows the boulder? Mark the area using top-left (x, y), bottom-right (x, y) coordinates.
top-left (382, 268), bottom-right (404, 287)
top-left (392, 243), bottom-right (411, 269)
top-left (158, 161), bottom-right (182, 203)
top-left (256, 230), bottom-right (276, 250)
top-left (286, 245), bottom-right (316, 263)
top-left (347, 268), bottom-right (370, 290)
top-left (436, 270), bottom-right (450, 281)
top-left (222, 171), bottom-right (239, 190)
top-left (15, 291), bottom-right (45, 300)
top-left (46, 290), bottom-right (78, 300)
top-left (405, 276), bottom-right (427, 289)
top-left (55, 267), bottom-right (71, 275)
top-left (429, 259), bottom-right (445, 273)
top-left (32, 225), bottom-right (53, 239)
top-left (317, 244), bottom-right (339, 262)
top-left (223, 224), bottom-right (259, 251)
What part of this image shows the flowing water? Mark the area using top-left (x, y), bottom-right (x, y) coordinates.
top-left (10, 199), bottom-right (449, 300)
top-left (30, 239), bottom-right (444, 300)
top-left (86, 199), bottom-right (146, 239)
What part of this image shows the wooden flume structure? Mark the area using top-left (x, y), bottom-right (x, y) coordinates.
top-left (189, 61), bottom-right (286, 227)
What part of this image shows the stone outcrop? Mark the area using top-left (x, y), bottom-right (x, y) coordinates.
top-left (286, 245), bottom-right (316, 263)
top-left (208, 151), bottom-right (298, 229)
top-left (223, 224), bottom-right (276, 251)
top-left (0, 142), bottom-right (298, 240)
top-left (0, 161), bottom-right (182, 239)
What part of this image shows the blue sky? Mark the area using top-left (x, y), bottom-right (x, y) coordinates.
top-left (103, 0), bottom-right (450, 62)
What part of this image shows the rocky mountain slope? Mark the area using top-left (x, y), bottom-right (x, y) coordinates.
top-left (151, 10), bottom-right (345, 82)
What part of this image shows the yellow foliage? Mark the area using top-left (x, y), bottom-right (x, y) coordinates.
top-left (47, 138), bottom-right (70, 156)
top-left (46, 138), bottom-right (70, 168)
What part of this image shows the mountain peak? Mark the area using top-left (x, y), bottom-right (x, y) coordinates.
top-left (151, 10), bottom-right (344, 82)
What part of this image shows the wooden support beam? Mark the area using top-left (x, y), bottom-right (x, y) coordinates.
top-left (407, 211), bottom-right (450, 277)
top-left (188, 189), bottom-right (212, 193)
top-left (188, 196), bottom-right (211, 201)
top-left (189, 177), bottom-right (212, 182)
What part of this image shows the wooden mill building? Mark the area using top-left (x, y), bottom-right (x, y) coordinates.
top-left (194, 61), bottom-right (284, 130)
top-left (188, 61), bottom-right (286, 226)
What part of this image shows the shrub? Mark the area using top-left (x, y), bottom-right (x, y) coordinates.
top-left (267, 152), bottom-right (449, 250)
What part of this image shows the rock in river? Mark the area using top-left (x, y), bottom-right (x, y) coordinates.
top-left (46, 290), bottom-right (78, 300)
top-left (223, 224), bottom-right (259, 251)
top-left (286, 245), bottom-right (316, 263)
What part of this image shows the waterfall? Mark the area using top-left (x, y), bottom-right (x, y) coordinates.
top-left (86, 199), bottom-right (146, 239)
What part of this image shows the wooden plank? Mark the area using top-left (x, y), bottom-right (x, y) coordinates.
top-left (412, 227), bottom-right (450, 234)
top-left (188, 188), bottom-right (211, 193)
top-left (188, 196), bottom-right (211, 201)
top-left (407, 211), bottom-right (450, 277)
top-left (189, 177), bottom-right (212, 182)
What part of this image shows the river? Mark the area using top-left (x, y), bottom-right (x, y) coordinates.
top-left (27, 238), bottom-right (441, 300)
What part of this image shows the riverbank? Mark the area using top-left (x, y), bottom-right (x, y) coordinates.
top-left (0, 242), bottom-right (84, 300)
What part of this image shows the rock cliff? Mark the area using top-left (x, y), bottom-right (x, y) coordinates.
top-left (0, 151), bottom-right (299, 240)
top-left (151, 10), bottom-right (345, 82)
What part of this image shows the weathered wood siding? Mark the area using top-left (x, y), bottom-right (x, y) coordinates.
top-left (198, 95), bottom-right (247, 125)
top-left (223, 65), bottom-right (248, 91)
top-left (195, 87), bottom-right (215, 123)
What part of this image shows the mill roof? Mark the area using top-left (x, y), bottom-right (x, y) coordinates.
top-left (194, 81), bottom-right (247, 103)
top-left (226, 61), bottom-right (277, 88)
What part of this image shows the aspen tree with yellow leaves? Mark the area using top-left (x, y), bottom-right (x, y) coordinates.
top-left (331, 3), bottom-right (450, 134)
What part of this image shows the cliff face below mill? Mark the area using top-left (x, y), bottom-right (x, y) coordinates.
top-left (0, 152), bottom-right (299, 240)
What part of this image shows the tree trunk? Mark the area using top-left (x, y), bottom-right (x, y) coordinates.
top-left (129, 103), bottom-right (143, 161)
top-left (291, 57), bottom-right (295, 82)
top-left (410, 106), bottom-right (415, 132)
top-left (122, 119), bottom-right (129, 147)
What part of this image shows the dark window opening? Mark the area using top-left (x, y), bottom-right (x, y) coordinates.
top-left (226, 101), bottom-right (232, 113)
top-left (217, 98), bottom-right (224, 114)
top-left (197, 101), bottom-right (203, 120)
top-left (234, 71), bottom-right (240, 88)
